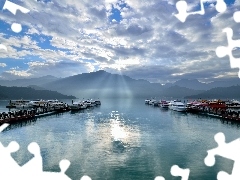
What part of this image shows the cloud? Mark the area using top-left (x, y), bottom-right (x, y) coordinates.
top-left (0, 0), bottom-right (239, 83)
top-left (0, 63), bottom-right (7, 67)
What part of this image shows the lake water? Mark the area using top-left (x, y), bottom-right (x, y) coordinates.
top-left (0, 98), bottom-right (240, 180)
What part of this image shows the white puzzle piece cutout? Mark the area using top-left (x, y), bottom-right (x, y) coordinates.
top-left (174, 0), bottom-right (226, 22)
top-left (154, 165), bottom-right (190, 180)
top-left (204, 132), bottom-right (240, 180)
top-left (0, 123), bottom-right (92, 180)
top-left (2, 0), bottom-right (30, 33)
top-left (215, 28), bottom-right (240, 78)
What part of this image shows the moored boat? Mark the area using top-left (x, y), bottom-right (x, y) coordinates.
top-left (159, 100), bottom-right (169, 108)
top-left (70, 101), bottom-right (87, 110)
top-left (172, 102), bottom-right (186, 112)
top-left (225, 99), bottom-right (240, 108)
top-left (6, 99), bottom-right (33, 109)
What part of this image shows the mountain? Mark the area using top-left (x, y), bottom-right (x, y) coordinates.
top-left (0, 75), bottom-right (59, 87)
top-left (163, 78), bottom-right (240, 90)
top-left (0, 86), bottom-right (76, 100)
top-left (40, 70), bottom-right (202, 98)
top-left (161, 85), bottom-right (204, 98)
top-left (207, 78), bottom-right (240, 89)
top-left (172, 79), bottom-right (209, 90)
top-left (41, 70), bottom-right (163, 98)
top-left (185, 85), bottom-right (240, 99)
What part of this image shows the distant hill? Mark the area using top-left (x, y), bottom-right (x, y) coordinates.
top-left (185, 85), bottom-right (240, 99)
top-left (0, 75), bottom-right (59, 87)
top-left (3, 71), bottom-right (240, 99)
top-left (163, 78), bottom-right (240, 90)
top-left (41, 70), bottom-right (163, 98)
top-left (161, 85), bottom-right (204, 98)
top-left (40, 70), bottom-right (203, 98)
top-left (27, 85), bottom-right (46, 90)
top-left (0, 86), bottom-right (76, 100)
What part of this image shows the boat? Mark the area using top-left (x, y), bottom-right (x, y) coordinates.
top-left (168, 100), bottom-right (181, 110)
top-left (225, 99), bottom-right (240, 108)
top-left (28, 99), bottom-right (48, 107)
top-left (51, 102), bottom-right (68, 111)
top-left (6, 100), bottom-right (33, 109)
top-left (84, 99), bottom-right (96, 107)
top-left (149, 99), bottom-right (159, 106)
top-left (159, 100), bottom-right (169, 108)
top-left (145, 99), bottom-right (150, 104)
top-left (171, 101), bottom-right (186, 112)
top-left (69, 101), bottom-right (87, 110)
top-left (94, 99), bottom-right (101, 105)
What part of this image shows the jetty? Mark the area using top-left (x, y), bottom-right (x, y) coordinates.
top-left (1, 99), bottom-right (101, 126)
top-left (145, 98), bottom-right (240, 123)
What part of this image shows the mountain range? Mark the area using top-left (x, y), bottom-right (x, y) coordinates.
top-left (164, 78), bottom-right (240, 90)
top-left (1, 70), bottom-right (240, 99)
top-left (0, 86), bottom-right (75, 100)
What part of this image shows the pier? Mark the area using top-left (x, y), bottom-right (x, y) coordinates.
top-left (0, 106), bottom-right (69, 125)
top-left (1, 99), bottom-right (101, 125)
top-left (146, 98), bottom-right (240, 123)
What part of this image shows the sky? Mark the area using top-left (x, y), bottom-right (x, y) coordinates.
top-left (0, 0), bottom-right (239, 83)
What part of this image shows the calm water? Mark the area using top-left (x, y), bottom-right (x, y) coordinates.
top-left (0, 99), bottom-right (240, 180)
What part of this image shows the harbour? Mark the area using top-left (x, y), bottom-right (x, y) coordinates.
top-left (0, 98), bottom-right (239, 179)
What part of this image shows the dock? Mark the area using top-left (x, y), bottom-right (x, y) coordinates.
top-left (1, 99), bottom-right (101, 126)
top-left (0, 106), bottom-right (70, 125)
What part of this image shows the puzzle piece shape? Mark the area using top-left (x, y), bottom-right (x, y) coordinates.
top-left (154, 165), bottom-right (190, 180)
top-left (171, 165), bottom-right (190, 180)
top-left (2, 0), bottom-right (30, 33)
top-left (80, 176), bottom-right (92, 180)
top-left (3, 0), bottom-right (30, 15)
top-left (21, 142), bottom-right (43, 175)
top-left (0, 140), bottom-right (22, 178)
top-left (174, 0), bottom-right (226, 22)
top-left (0, 124), bottom-right (93, 180)
top-left (37, 159), bottom-right (71, 180)
top-left (0, 123), bottom-right (9, 132)
top-left (216, 28), bottom-right (240, 78)
top-left (204, 132), bottom-right (240, 180)
top-left (233, 11), bottom-right (240, 23)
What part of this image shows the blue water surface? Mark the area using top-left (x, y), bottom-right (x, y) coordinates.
top-left (0, 98), bottom-right (239, 180)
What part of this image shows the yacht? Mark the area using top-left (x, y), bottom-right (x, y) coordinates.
top-left (6, 100), bottom-right (33, 109)
top-left (145, 99), bottom-right (150, 104)
top-left (225, 99), bottom-right (240, 108)
top-left (94, 99), bottom-right (101, 105)
top-left (168, 100), bottom-right (176, 110)
top-left (29, 99), bottom-right (47, 107)
top-left (172, 102), bottom-right (186, 112)
top-left (159, 100), bottom-right (169, 108)
top-left (70, 101), bottom-right (87, 110)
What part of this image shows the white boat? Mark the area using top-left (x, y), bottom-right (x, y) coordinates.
top-left (159, 100), bottom-right (169, 108)
top-left (226, 99), bottom-right (240, 108)
top-left (29, 99), bottom-right (48, 107)
top-left (172, 102), bottom-right (186, 112)
top-left (149, 99), bottom-right (158, 106)
top-left (168, 100), bottom-right (175, 110)
top-left (6, 100), bottom-right (33, 109)
top-left (70, 102), bottom-right (87, 110)
top-left (51, 102), bottom-right (67, 110)
top-left (84, 99), bottom-right (96, 107)
top-left (145, 99), bottom-right (150, 104)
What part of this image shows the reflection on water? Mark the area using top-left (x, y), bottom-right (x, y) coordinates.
top-left (0, 99), bottom-right (240, 179)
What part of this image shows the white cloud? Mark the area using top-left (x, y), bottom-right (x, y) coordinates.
top-left (0, 63), bottom-right (7, 67)
top-left (0, 0), bottom-right (239, 82)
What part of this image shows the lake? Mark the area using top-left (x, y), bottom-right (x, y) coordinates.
top-left (0, 98), bottom-right (239, 180)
